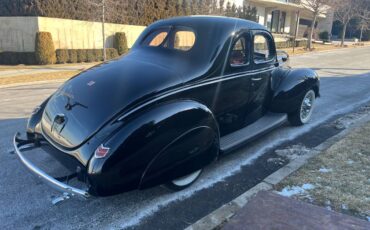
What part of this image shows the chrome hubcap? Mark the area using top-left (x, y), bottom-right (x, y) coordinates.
top-left (300, 90), bottom-right (315, 123)
top-left (172, 169), bottom-right (202, 187)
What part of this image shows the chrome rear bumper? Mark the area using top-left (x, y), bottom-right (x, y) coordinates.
top-left (13, 133), bottom-right (90, 199)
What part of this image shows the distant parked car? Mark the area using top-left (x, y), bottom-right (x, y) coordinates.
top-left (14, 16), bottom-right (319, 199)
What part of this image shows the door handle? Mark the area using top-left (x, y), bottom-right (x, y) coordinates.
top-left (251, 77), bottom-right (262, 81)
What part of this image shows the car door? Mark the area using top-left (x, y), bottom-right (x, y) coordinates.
top-left (245, 30), bottom-right (276, 123)
top-left (214, 32), bottom-right (253, 136)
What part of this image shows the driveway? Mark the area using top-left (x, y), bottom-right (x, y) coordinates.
top-left (1, 47), bottom-right (370, 229)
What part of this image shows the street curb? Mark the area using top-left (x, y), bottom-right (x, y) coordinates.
top-left (186, 113), bottom-right (370, 230)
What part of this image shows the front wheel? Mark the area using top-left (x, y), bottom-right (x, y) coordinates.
top-left (288, 89), bottom-right (316, 126)
top-left (164, 169), bottom-right (203, 191)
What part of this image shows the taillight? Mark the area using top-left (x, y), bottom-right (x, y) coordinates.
top-left (95, 144), bottom-right (110, 158)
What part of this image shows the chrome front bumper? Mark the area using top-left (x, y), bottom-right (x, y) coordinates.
top-left (13, 133), bottom-right (90, 199)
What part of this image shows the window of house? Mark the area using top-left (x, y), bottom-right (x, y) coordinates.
top-left (230, 37), bottom-right (248, 66)
top-left (254, 34), bottom-right (274, 63)
top-left (280, 12), bottom-right (286, 33)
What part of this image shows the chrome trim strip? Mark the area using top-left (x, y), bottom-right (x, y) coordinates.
top-left (13, 133), bottom-right (90, 198)
top-left (118, 66), bottom-right (274, 121)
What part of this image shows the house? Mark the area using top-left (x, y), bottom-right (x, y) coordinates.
top-left (231, 0), bottom-right (334, 39)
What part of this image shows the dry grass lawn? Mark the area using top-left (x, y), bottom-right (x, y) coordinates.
top-left (281, 42), bottom-right (370, 56)
top-left (0, 71), bottom-right (79, 86)
top-left (276, 121), bottom-right (370, 221)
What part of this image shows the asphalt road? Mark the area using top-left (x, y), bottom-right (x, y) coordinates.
top-left (1, 47), bottom-right (370, 229)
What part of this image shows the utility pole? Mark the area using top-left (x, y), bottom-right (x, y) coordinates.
top-left (102, 0), bottom-right (106, 61)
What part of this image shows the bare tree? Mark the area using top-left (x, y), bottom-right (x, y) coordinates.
top-left (300, 0), bottom-right (330, 50)
top-left (332, 0), bottom-right (358, 46)
top-left (85, 0), bottom-right (130, 61)
top-left (356, 0), bottom-right (370, 41)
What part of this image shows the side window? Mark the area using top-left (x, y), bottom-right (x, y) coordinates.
top-left (173, 30), bottom-right (196, 51)
top-left (142, 28), bottom-right (170, 47)
top-left (230, 37), bottom-right (248, 66)
top-left (253, 34), bottom-right (274, 63)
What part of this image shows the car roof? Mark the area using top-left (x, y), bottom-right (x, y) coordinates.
top-left (151, 15), bottom-right (268, 31)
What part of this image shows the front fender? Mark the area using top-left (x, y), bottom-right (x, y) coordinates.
top-left (87, 100), bottom-right (219, 196)
top-left (269, 68), bottom-right (320, 113)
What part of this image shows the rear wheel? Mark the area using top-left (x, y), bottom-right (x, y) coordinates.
top-left (288, 89), bottom-right (316, 126)
top-left (165, 169), bottom-right (203, 191)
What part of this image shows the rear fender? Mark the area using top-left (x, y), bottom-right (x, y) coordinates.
top-left (139, 125), bottom-right (219, 189)
top-left (87, 100), bottom-right (219, 196)
top-left (269, 68), bottom-right (319, 113)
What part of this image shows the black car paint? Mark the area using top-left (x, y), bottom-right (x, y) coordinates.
top-left (26, 16), bottom-right (319, 196)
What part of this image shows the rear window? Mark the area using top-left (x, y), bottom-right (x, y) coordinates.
top-left (142, 28), bottom-right (170, 47)
top-left (142, 27), bottom-right (196, 51)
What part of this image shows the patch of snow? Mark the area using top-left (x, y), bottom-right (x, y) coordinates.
top-left (277, 183), bottom-right (315, 197)
top-left (324, 200), bottom-right (332, 211)
top-left (367, 216), bottom-right (370, 222)
top-left (333, 105), bottom-right (370, 129)
top-left (319, 168), bottom-right (332, 173)
top-left (275, 144), bottom-right (312, 160)
top-left (302, 183), bottom-right (315, 190)
top-left (347, 160), bottom-right (354, 165)
top-left (115, 97), bottom-right (370, 229)
top-left (341, 204), bottom-right (348, 210)
top-left (267, 157), bottom-right (284, 165)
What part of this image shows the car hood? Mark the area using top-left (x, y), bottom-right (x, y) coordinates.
top-left (41, 57), bottom-right (183, 149)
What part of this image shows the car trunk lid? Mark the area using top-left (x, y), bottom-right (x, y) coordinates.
top-left (41, 57), bottom-right (183, 149)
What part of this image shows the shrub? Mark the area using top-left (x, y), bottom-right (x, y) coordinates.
top-left (35, 32), bottom-right (56, 65)
top-left (94, 49), bottom-right (103, 61)
top-left (77, 49), bottom-right (87, 63)
top-left (86, 49), bottom-right (95, 62)
top-left (114, 32), bottom-right (128, 55)
top-left (53, 48), bottom-right (118, 63)
top-left (68, 49), bottom-right (78, 63)
top-left (0, 52), bottom-right (36, 65)
top-left (56, 49), bottom-right (69, 64)
top-left (106, 48), bottom-right (119, 60)
top-left (319, 31), bottom-right (330, 42)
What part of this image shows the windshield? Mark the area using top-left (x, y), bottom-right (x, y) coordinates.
top-left (141, 27), bottom-right (196, 51)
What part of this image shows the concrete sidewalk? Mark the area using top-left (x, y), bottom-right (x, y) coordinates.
top-left (0, 63), bottom-right (96, 78)
top-left (222, 191), bottom-right (370, 230)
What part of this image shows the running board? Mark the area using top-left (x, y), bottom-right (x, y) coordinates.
top-left (220, 113), bottom-right (287, 153)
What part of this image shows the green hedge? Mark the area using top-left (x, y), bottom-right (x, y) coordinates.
top-left (56, 49), bottom-right (69, 64)
top-left (35, 32), bottom-right (56, 64)
top-left (0, 52), bottom-right (36, 65)
top-left (68, 50), bottom-right (78, 63)
top-left (56, 48), bottom-right (119, 63)
top-left (114, 32), bottom-right (128, 55)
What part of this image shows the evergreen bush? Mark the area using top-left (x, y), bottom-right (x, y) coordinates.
top-left (114, 32), bottom-right (129, 55)
top-left (35, 32), bottom-right (56, 65)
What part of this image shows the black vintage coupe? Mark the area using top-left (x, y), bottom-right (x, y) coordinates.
top-left (14, 16), bottom-right (319, 198)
